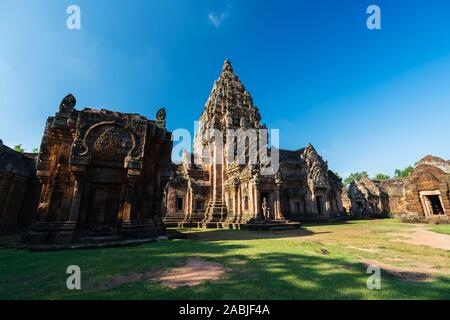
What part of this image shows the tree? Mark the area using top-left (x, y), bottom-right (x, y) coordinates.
top-left (32, 148), bottom-right (39, 154)
top-left (374, 173), bottom-right (390, 181)
top-left (14, 144), bottom-right (24, 153)
top-left (344, 171), bottom-right (369, 186)
top-left (394, 166), bottom-right (414, 178)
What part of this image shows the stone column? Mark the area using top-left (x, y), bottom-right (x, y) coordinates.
top-left (336, 190), bottom-right (344, 212)
top-left (255, 189), bottom-right (262, 220)
top-left (275, 187), bottom-right (282, 220)
top-left (69, 172), bottom-right (84, 222)
top-left (237, 187), bottom-right (242, 222)
top-left (233, 186), bottom-right (239, 221)
top-left (122, 177), bottom-right (137, 221)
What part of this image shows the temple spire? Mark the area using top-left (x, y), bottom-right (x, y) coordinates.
top-left (222, 59), bottom-right (233, 72)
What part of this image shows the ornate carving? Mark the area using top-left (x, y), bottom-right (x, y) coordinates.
top-left (59, 94), bottom-right (76, 113)
top-left (93, 126), bottom-right (132, 158)
top-left (303, 144), bottom-right (329, 188)
top-left (156, 108), bottom-right (166, 128)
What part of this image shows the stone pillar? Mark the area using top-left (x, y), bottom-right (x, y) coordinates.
top-left (233, 186), bottom-right (239, 220)
top-left (249, 182), bottom-right (255, 218)
top-left (335, 190), bottom-right (344, 212)
top-left (237, 187), bottom-right (242, 222)
top-left (122, 177), bottom-right (137, 221)
top-left (275, 183), bottom-right (282, 220)
top-left (255, 189), bottom-right (262, 220)
top-left (69, 172), bottom-right (84, 222)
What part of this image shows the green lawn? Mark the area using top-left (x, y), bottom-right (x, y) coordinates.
top-left (0, 219), bottom-right (449, 300)
top-left (429, 224), bottom-right (450, 235)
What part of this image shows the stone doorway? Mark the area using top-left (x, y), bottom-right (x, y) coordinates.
top-left (427, 195), bottom-right (444, 215)
top-left (85, 184), bottom-right (122, 233)
top-left (316, 195), bottom-right (324, 215)
top-left (420, 191), bottom-right (445, 216)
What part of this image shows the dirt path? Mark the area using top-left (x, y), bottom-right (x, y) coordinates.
top-left (98, 257), bottom-right (228, 290)
top-left (392, 225), bottom-right (450, 250)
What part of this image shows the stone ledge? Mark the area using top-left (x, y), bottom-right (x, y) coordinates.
top-left (17, 231), bottom-right (186, 252)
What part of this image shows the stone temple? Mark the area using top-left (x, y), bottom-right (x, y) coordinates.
top-left (0, 141), bottom-right (40, 232)
top-left (22, 95), bottom-right (172, 245)
top-left (2, 59), bottom-right (447, 245)
top-left (164, 60), bottom-right (344, 229)
top-left (342, 155), bottom-right (450, 223)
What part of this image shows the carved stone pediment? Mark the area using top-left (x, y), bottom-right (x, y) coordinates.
top-left (93, 126), bottom-right (132, 159)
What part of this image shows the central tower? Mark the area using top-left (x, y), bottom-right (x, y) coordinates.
top-left (194, 60), bottom-right (264, 226)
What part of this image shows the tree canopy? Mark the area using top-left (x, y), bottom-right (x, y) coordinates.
top-left (373, 173), bottom-right (390, 181)
top-left (394, 166), bottom-right (414, 178)
top-left (344, 172), bottom-right (369, 186)
top-left (13, 144), bottom-right (24, 153)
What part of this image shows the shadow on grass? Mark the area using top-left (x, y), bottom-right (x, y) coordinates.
top-left (84, 241), bottom-right (450, 300)
top-left (175, 227), bottom-right (333, 242)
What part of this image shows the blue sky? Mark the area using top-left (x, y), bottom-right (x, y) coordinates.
top-left (0, 0), bottom-right (449, 178)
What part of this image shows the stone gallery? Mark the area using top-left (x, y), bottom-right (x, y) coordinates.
top-left (163, 60), bottom-right (344, 229)
top-left (0, 141), bottom-right (41, 232)
top-left (343, 155), bottom-right (450, 222)
top-left (21, 95), bottom-right (172, 244)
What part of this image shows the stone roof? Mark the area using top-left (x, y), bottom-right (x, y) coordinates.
top-left (415, 155), bottom-right (450, 174)
top-left (198, 59), bottom-right (262, 132)
top-left (279, 148), bottom-right (305, 163)
top-left (0, 143), bottom-right (37, 177)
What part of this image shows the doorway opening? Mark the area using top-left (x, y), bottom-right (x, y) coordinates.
top-left (316, 196), bottom-right (324, 215)
top-left (427, 195), bottom-right (444, 215)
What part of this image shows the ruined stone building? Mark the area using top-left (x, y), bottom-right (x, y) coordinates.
top-left (164, 60), bottom-right (344, 228)
top-left (0, 141), bottom-right (41, 232)
top-left (22, 95), bottom-right (172, 244)
top-left (342, 177), bottom-right (389, 214)
top-left (343, 155), bottom-right (449, 221)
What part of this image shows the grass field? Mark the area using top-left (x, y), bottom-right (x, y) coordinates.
top-left (0, 219), bottom-right (449, 300)
top-left (429, 224), bottom-right (450, 236)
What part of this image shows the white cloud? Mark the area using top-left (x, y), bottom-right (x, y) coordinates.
top-left (208, 5), bottom-right (230, 28)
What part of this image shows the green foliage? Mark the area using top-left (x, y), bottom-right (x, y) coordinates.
top-left (374, 173), bottom-right (390, 181)
top-left (13, 144), bottom-right (24, 153)
top-left (332, 171), bottom-right (341, 179)
top-left (394, 166), bottom-right (414, 178)
top-left (344, 171), bottom-right (369, 186)
top-left (32, 148), bottom-right (39, 154)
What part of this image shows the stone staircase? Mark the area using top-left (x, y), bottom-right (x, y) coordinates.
top-left (203, 200), bottom-right (227, 228)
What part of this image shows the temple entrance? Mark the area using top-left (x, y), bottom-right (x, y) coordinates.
top-left (86, 184), bottom-right (122, 232)
top-left (316, 196), bottom-right (324, 215)
top-left (427, 195), bottom-right (444, 215)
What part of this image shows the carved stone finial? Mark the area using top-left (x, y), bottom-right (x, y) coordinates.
top-left (222, 59), bottom-right (233, 72)
top-left (59, 94), bottom-right (76, 113)
top-left (156, 108), bottom-right (167, 128)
